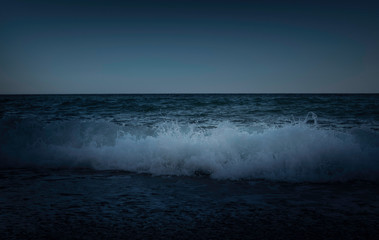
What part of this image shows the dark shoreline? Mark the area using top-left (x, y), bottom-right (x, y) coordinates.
top-left (1, 169), bottom-right (378, 240)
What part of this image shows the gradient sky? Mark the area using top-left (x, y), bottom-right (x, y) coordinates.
top-left (1, 0), bottom-right (378, 93)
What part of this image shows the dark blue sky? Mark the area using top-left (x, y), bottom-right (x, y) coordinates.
top-left (1, 0), bottom-right (378, 93)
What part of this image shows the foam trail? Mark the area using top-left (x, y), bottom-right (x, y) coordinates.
top-left (1, 120), bottom-right (378, 182)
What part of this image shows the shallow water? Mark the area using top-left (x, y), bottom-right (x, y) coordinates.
top-left (1, 169), bottom-right (378, 239)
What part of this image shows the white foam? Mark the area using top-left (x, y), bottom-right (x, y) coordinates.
top-left (1, 120), bottom-right (378, 182)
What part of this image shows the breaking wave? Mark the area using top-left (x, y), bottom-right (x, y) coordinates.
top-left (1, 119), bottom-right (379, 182)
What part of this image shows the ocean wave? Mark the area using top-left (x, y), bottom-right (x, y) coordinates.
top-left (1, 119), bottom-right (378, 182)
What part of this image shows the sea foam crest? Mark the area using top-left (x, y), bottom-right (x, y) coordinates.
top-left (0, 119), bottom-right (378, 182)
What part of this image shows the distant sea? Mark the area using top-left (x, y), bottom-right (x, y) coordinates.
top-left (1, 94), bottom-right (378, 239)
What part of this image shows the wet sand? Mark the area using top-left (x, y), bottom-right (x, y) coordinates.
top-left (1, 169), bottom-right (378, 239)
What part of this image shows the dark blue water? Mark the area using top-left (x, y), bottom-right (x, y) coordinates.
top-left (1, 94), bottom-right (378, 182)
top-left (1, 94), bottom-right (379, 239)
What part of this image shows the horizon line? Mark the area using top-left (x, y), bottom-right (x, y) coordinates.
top-left (1, 92), bottom-right (378, 95)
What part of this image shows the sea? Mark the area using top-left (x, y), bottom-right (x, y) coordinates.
top-left (0, 94), bottom-right (378, 239)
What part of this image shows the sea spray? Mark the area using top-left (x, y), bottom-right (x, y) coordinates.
top-left (1, 119), bottom-right (378, 182)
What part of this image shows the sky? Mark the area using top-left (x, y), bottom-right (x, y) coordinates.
top-left (0, 0), bottom-right (378, 94)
